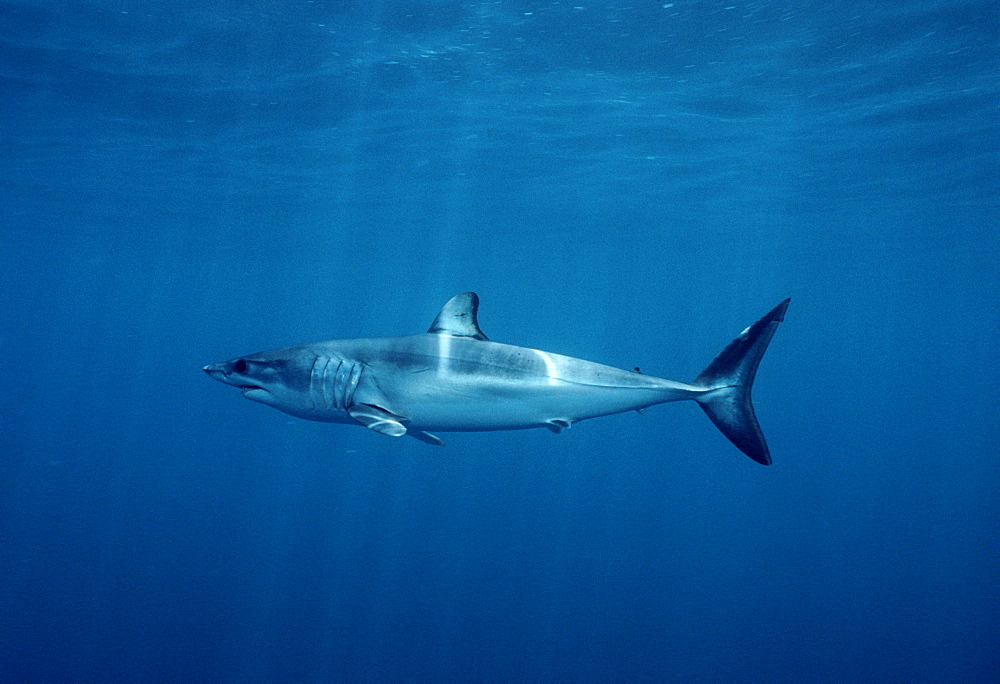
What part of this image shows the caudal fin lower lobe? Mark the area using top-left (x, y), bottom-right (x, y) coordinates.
top-left (693, 299), bottom-right (790, 465)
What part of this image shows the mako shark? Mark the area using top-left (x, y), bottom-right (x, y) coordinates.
top-left (204, 293), bottom-right (789, 464)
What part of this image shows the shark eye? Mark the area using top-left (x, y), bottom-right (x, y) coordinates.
top-left (232, 359), bottom-right (248, 373)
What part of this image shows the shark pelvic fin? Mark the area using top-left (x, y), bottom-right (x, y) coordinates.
top-left (427, 292), bottom-right (489, 340)
top-left (545, 418), bottom-right (572, 433)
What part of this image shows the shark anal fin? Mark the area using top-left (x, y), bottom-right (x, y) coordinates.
top-left (349, 404), bottom-right (407, 437)
top-left (545, 418), bottom-right (571, 434)
top-left (410, 431), bottom-right (444, 446)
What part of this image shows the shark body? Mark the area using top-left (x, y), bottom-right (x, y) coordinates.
top-left (204, 293), bottom-right (789, 464)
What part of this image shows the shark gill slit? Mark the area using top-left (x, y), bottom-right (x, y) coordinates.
top-left (327, 358), bottom-right (345, 409)
top-left (319, 357), bottom-right (334, 410)
top-left (345, 362), bottom-right (363, 409)
top-left (308, 356), bottom-right (321, 411)
top-left (334, 359), bottom-right (351, 409)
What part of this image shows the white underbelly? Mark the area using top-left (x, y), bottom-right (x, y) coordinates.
top-left (388, 380), bottom-right (686, 432)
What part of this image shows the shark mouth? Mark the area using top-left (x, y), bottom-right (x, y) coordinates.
top-left (240, 385), bottom-right (266, 393)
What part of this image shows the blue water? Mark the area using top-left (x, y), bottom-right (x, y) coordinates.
top-left (2, 1), bottom-right (998, 681)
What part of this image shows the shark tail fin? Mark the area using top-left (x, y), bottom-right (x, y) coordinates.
top-left (692, 299), bottom-right (790, 465)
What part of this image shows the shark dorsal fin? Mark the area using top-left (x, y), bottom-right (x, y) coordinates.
top-left (427, 292), bottom-right (489, 340)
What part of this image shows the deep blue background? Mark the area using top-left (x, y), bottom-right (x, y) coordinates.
top-left (2, 1), bottom-right (998, 681)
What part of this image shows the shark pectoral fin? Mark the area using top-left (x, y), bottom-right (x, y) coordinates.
top-left (348, 404), bottom-right (407, 437)
top-left (545, 418), bottom-right (572, 434)
top-left (410, 431), bottom-right (445, 446)
top-left (351, 405), bottom-right (442, 444)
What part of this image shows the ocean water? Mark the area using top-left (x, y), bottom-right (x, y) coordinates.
top-left (2, 1), bottom-right (998, 681)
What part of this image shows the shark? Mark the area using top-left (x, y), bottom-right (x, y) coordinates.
top-left (204, 293), bottom-right (789, 464)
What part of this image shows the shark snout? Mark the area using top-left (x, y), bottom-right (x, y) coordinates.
top-left (202, 363), bottom-right (226, 382)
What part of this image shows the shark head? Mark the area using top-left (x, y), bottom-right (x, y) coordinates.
top-left (203, 349), bottom-right (316, 416)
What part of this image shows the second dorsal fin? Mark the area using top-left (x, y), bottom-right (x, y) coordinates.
top-left (427, 292), bottom-right (489, 340)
